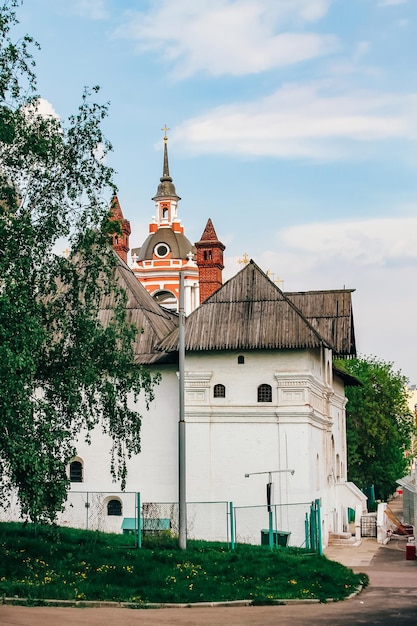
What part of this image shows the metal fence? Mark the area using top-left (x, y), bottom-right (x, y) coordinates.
top-left (0, 491), bottom-right (322, 553)
top-left (232, 500), bottom-right (321, 551)
top-left (141, 500), bottom-right (230, 543)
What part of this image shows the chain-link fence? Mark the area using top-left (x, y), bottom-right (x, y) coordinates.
top-left (0, 491), bottom-right (322, 552)
top-left (0, 492), bottom-right (22, 523)
top-left (141, 501), bottom-right (229, 543)
top-left (55, 491), bottom-right (140, 543)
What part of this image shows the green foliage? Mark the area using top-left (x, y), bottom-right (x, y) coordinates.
top-left (0, 522), bottom-right (367, 603)
top-left (0, 1), bottom-right (158, 522)
top-left (336, 356), bottom-right (415, 500)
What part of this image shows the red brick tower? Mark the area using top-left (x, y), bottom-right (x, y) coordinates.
top-left (195, 218), bottom-right (225, 303)
top-left (109, 194), bottom-right (131, 264)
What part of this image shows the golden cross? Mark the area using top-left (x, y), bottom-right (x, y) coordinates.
top-left (238, 252), bottom-right (249, 266)
top-left (161, 124), bottom-right (170, 139)
top-left (63, 248), bottom-right (70, 258)
top-left (267, 269), bottom-right (284, 289)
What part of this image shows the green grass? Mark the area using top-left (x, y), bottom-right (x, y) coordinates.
top-left (0, 522), bottom-right (367, 605)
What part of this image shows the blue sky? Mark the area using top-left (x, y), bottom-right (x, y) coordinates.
top-left (16, 0), bottom-right (417, 383)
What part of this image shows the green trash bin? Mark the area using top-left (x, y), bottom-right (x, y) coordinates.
top-left (260, 529), bottom-right (291, 547)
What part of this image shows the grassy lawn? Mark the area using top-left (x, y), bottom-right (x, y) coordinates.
top-left (0, 522), bottom-right (367, 605)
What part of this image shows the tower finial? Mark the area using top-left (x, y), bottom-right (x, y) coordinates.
top-left (161, 124), bottom-right (170, 141)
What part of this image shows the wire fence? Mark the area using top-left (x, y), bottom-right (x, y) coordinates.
top-left (141, 500), bottom-right (229, 543)
top-left (0, 491), bottom-right (322, 553)
top-left (232, 501), bottom-right (318, 549)
top-left (55, 491), bottom-right (139, 535)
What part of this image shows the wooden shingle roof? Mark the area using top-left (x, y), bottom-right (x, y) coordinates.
top-left (285, 289), bottom-right (356, 357)
top-left (99, 254), bottom-right (178, 364)
top-left (157, 260), bottom-right (332, 353)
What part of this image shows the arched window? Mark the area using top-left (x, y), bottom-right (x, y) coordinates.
top-left (257, 384), bottom-right (272, 403)
top-left (69, 460), bottom-right (83, 483)
top-left (107, 499), bottom-right (122, 516)
top-left (237, 355), bottom-right (245, 364)
top-left (214, 384), bottom-right (226, 398)
top-left (153, 290), bottom-right (177, 311)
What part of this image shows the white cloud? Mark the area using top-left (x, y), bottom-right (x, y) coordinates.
top-left (352, 40), bottom-right (371, 63)
top-left (173, 82), bottom-right (417, 159)
top-left (73, 0), bottom-right (109, 20)
top-left (378, 0), bottom-right (407, 6)
top-left (115, 0), bottom-right (337, 78)
top-left (238, 213), bottom-right (417, 381)
top-left (22, 98), bottom-right (60, 123)
top-left (280, 214), bottom-right (417, 267)
top-left (34, 98), bottom-right (60, 119)
top-left (226, 213), bottom-right (417, 286)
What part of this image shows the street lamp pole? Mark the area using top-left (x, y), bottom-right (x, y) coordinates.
top-left (245, 469), bottom-right (295, 549)
top-left (178, 271), bottom-right (186, 549)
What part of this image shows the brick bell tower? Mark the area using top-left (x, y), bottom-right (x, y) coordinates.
top-left (109, 194), bottom-right (131, 264)
top-left (195, 218), bottom-right (225, 303)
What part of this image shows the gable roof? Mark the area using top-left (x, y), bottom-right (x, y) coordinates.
top-left (285, 289), bottom-right (356, 357)
top-left (157, 260), bottom-right (332, 353)
top-left (99, 254), bottom-right (179, 364)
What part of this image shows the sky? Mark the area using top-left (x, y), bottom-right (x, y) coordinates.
top-left (13, 0), bottom-right (417, 383)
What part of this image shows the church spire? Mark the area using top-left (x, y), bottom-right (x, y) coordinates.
top-left (152, 126), bottom-right (181, 201)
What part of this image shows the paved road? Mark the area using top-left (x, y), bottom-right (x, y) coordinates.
top-left (0, 586), bottom-right (416, 626)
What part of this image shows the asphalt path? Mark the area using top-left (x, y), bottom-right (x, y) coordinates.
top-left (0, 588), bottom-right (416, 626)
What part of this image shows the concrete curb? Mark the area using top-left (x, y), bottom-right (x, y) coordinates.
top-left (1, 585), bottom-right (365, 610)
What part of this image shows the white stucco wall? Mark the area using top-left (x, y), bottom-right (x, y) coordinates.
top-left (48, 348), bottom-right (363, 546)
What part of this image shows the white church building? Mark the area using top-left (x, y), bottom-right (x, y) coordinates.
top-left (51, 136), bottom-right (368, 550)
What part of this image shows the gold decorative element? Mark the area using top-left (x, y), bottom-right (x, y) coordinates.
top-left (267, 269), bottom-right (284, 289)
top-left (161, 124), bottom-right (170, 140)
top-left (238, 252), bottom-right (249, 266)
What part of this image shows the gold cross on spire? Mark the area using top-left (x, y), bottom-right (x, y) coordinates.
top-left (161, 124), bottom-right (170, 140)
top-left (238, 252), bottom-right (249, 266)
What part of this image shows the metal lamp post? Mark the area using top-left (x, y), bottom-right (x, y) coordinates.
top-left (245, 469), bottom-right (295, 549)
top-left (178, 271), bottom-right (186, 549)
